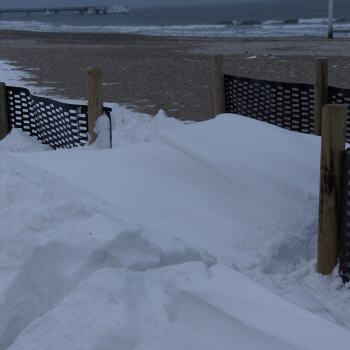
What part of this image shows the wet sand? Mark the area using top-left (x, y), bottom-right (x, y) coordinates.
top-left (0, 30), bottom-right (350, 121)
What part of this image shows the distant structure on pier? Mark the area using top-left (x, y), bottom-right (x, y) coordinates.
top-left (0, 5), bottom-right (130, 16)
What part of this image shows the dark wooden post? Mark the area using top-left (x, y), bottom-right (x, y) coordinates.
top-left (315, 58), bottom-right (328, 136)
top-left (212, 55), bottom-right (225, 117)
top-left (88, 68), bottom-right (103, 144)
top-left (0, 82), bottom-right (9, 140)
top-left (317, 104), bottom-right (346, 275)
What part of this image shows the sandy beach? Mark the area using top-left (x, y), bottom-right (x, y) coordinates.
top-left (0, 30), bottom-right (350, 121)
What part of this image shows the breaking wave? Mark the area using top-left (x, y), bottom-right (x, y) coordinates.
top-left (0, 18), bottom-right (349, 37)
top-left (216, 17), bottom-right (350, 26)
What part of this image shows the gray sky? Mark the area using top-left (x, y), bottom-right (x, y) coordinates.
top-left (1, 0), bottom-right (272, 9)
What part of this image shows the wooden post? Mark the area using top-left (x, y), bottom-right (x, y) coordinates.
top-left (213, 55), bottom-right (225, 117)
top-left (0, 83), bottom-right (9, 140)
top-left (315, 58), bottom-right (328, 136)
top-left (317, 104), bottom-right (346, 275)
top-left (88, 68), bottom-right (103, 144)
top-left (328, 0), bottom-right (334, 39)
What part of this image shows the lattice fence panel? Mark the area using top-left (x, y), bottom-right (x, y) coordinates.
top-left (6, 86), bottom-right (112, 149)
top-left (328, 86), bottom-right (350, 143)
top-left (224, 75), bottom-right (315, 134)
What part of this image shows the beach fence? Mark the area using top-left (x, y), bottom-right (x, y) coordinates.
top-left (213, 55), bottom-right (350, 284)
top-left (0, 68), bottom-right (112, 149)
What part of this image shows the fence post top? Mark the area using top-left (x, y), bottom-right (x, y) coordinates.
top-left (323, 104), bottom-right (347, 112)
top-left (213, 55), bottom-right (223, 64)
top-left (88, 68), bottom-right (102, 77)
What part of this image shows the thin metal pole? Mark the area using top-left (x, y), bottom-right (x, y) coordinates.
top-left (328, 0), bottom-right (334, 39)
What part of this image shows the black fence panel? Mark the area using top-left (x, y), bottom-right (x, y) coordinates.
top-left (340, 148), bottom-right (350, 284)
top-left (328, 86), bottom-right (350, 142)
top-left (223, 75), bottom-right (350, 285)
top-left (6, 86), bottom-right (112, 149)
top-left (224, 75), bottom-right (315, 134)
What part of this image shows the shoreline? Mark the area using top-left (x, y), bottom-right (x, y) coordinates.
top-left (0, 30), bottom-right (349, 121)
top-left (1, 29), bottom-right (349, 41)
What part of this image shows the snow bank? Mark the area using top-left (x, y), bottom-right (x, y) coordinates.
top-left (2, 94), bottom-right (350, 349)
top-left (0, 60), bottom-right (51, 95)
top-left (92, 113), bottom-right (111, 149)
top-left (110, 106), bottom-right (184, 148)
top-left (7, 263), bottom-right (350, 350)
top-left (0, 128), bottom-right (50, 153)
top-left (15, 115), bottom-right (320, 269)
top-left (0, 61), bottom-right (32, 88)
top-left (92, 107), bottom-right (179, 149)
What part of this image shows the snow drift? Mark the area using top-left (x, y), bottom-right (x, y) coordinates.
top-left (1, 104), bottom-right (350, 349)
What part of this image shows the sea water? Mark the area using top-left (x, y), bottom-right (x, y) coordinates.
top-left (0, 0), bottom-right (349, 37)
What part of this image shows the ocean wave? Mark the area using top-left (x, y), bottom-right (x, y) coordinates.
top-left (335, 18), bottom-right (350, 23)
top-left (263, 19), bottom-right (298, 25)
top-left (239, 20), bottom-right (261, 26)
top-left (0, 19), bottom-right (350, 38)
top-left (217, 20), bottom-right (235, 25)
top-left (298, 18), bottom-right (329, 24)
top-left (221, 17), bottom-right (350, 27)
top-left (263, 20), bottom-right (284, 25)
top-left (259, 17), bottom-right (349, 25)
top-left (0, 21), bottom-right (229, 35)
top-left (264, 18), bottom-right (347, 25)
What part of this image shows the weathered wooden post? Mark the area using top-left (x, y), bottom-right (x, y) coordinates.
top-left (88, 68), bottom-right (103, 144)
top-left (0, 82), bottom-right (9, 141)
top-left (212, 55), bottom-right (225, 117)
top-left (328, 0), bottom-right (334, 39)
top-left (317, 104), bottom-right (347, 275)
top-left (315, 58), bottom-right (328, 136)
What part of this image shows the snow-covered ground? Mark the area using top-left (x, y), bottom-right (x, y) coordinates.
top-left (1, 61), bottom-right (350, 349)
